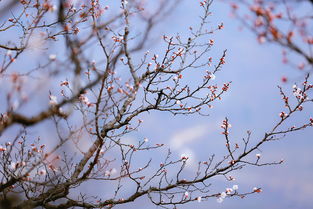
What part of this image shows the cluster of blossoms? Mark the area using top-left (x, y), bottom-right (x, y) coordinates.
top-left (42, 2), bottom-right (57, 12)
top-left (228, 0), bottom-right (312, 82)
top-left (221, 119), bottom-right (231, 135)
top-left (200, 0), bottom-right (209, 7)
top-left (104, 168), bottom-right (117, 177)
top-left (173, 48), bottom-right (184, 57)
top-left (217, 185), bottom-right (239, 203)
top-left (221, 119), bottom-right (231, 129)
top-left (79, 94), bottom-right (93, 107)
top-left (0, 146), bottom-right (7, 152)
top-left (222, 83), bottom-right (230, 91)
top-left (112, 36), bottom-right (124, 43)
top-left (279, 111), bottom-right (288, 119)
top-left (204, 71), bottom-right (216, 80)
top-left (292, 84), bottom-right (307, 100)
top-left (10, 161), bottom-right (26, 170)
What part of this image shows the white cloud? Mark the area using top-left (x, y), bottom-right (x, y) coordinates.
top-left (169, 124), bottom-right (214, 170)
top-left (169, 124), bottom-right (209, 149)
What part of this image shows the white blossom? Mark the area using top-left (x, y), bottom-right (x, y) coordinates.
top-left (220, 192), bottom-right (227, 199)
top-left (105, 170), bottom-right (111, 176)
top-left (210, 74), bottom-right (216, 80)
top-left (49, 95), bottom-right (58, 105)
top-left (184, 191), bottom-right (189, 197)
top-left (49, 5), bottom-right (57, 12)
top-left (6, 50), bottom-right (12, 56)
top-left (217, 197), bottom-right (224, 203)
top-left (111, 168), bottom-right (117, 175)
top-left (180, 153), bottom-right (189, 161)
top-left (226, 188), bottom-right (233, 194)
top-left (232, 184), bottom-right (239, 190)
top-left (10, 162), bottom-right (16, 170)
top-left (49, 54), bottom-right (57, 61)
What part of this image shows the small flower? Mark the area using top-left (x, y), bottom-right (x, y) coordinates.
top-left (279, 112), bottom-right (288, 118)
top-left (48, 163), bottom-right (58, 171)
top-left (49, 95), bottom-right (58, 105)
top-left (197, 196), bottom-right (202, 202)
top-left (117, 88), bottom-right (124, 94)
top-left (281, 76), bottom-right (287, 83)
top-left (111, 168), bottom-right (117, 175)
top-left (107, 85), bottom-right (114, 91)
top-left (104, 170), bottom-right (111, 176)
top-left (0, 146), bottom-right (7, 152)
top-left (176, 100), bottom-right (181, 105)
top-left (49, 54), bottom-right (57, 61)
top-left (60, 81), bottom-right (69, 86)
top-left (209, 74), bottom-right (216, 80)
top-left (218, 23), bottom-right (224, 29)
top-left (6, 50), bottom-right (12, 56)
top-left (256, 153), bottom-right (261, 158)
top-left (49, 5), bottom-right (57, 12)
top-left (184, 191), bottom-right (189, 198)
top-left (257, 35), bottom-right (266, 43)
top-left (10, 162), bottom-right (16, 170)
top-left (144, 138), bottom-right (149, 142)
top-left (293, 88), bottom-right (302, 97)
top-left (232, 185), bottom-right (239, 190)
top-left (181, 153), bottom-right (189, 161)
top-left (226, 188), bottom-right (233, 194)
top-left (39, 169), bottom-right (47, 175)
top-left (220, 192), bottom-right (227, 199)
top-left (217, 197), bottom-right (224, 203)
top-left (79, 94), bottom-right (92, 107)
top-left (253, 187), bottom-right (262, 193)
